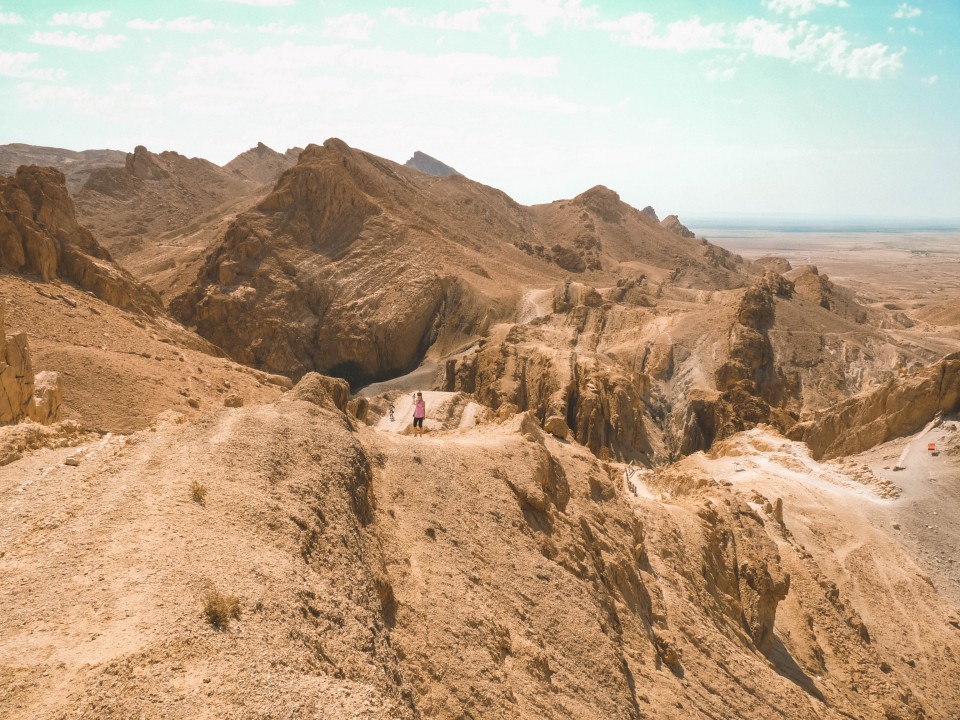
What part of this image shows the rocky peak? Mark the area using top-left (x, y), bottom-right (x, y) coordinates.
top-left (641, 205), bottom-right (660, 222)
top-left (572, 185), bottom-right (624, 223)
top-left (404, 150), bottom-right (460, 177)
top-left (125, 146), bottom-right (169, 181)
top-left (661, 214), bottom-right (695, 238)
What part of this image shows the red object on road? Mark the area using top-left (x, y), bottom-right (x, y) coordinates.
top-left (928, 442), bottom-right (937, 452)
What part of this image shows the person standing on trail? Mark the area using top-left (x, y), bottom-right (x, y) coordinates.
top-left (412, 391), bottom-right (426, 437)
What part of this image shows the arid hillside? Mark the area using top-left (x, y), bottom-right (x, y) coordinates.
top-left (1, 137), bottom-right (959, 719)
top-left (0, 143), bottom-right (126, 193)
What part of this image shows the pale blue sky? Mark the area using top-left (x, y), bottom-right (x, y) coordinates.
top-left (1, 0), bottom-right (957, 221)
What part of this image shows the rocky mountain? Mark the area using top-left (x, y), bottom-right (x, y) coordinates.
top-left (0, 164), bottom-right (161, 315)
top-left (169, 138), bottom-right (941, 461)
top-left (224, 141), bottom-right (302, 185)
top-left (0, 143), bottom-right (126, 193)
top-left (2, 135), bottom-right (960, 719)
top-left (74, 145), bottom-right (269, 298)
top-left (404, 150), bottom-right (460, 177)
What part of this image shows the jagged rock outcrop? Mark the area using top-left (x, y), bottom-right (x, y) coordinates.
top-left (403, 150), bottom-right (460, 177)
top-left (660, 214), bottom-right (695, 238)
top-left (0, 165), bottom-right (162, 314)
top-left (790, 352), bottom-right (960, 459)
top-left (224, 142), bottom-right (302, 185)
top-left (0, 301), bottom-right (62, 425)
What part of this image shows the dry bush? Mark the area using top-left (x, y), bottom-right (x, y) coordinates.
top-left (202, 589), bottom-right (241, 630)
top-left (190, 479), bottom-right (208, 505)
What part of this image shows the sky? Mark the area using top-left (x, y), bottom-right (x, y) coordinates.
top-left (1, 0), bottom-right (958, 223)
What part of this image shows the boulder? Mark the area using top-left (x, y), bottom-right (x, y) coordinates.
top-left (0, 302), bottom-right (61, 425)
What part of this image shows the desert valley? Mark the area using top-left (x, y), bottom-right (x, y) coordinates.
top-left (1, 138), bottom-right (959, 720)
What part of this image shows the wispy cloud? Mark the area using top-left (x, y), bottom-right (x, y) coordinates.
top-left (220, 0), bottom-right (295, 5)
top-left (15, 81), bottom-right (163, 114)
top-left (29, 30), bottom-right (125, 52)
top-left (128, 17), bottom-right (217, 33)
top-left (893, 4), bottom-right (922, 19)
top-left (50, 11), bottom-right (111, 29)
top-left (599, 14), bottom-right (727, 52)
top-left (0, 11), bottom-right (24, 25)
top-left (481, 0), bottom-right (597, 37)
top-left (921, 74), bottom-right (938, 85)
top-left (600, 13), bottom-right (903, 80)
top-left (0, 51), bottom-right (65, 81)
top-left (257, 21), bottom-right (304, 35)
top-left (322, 13), bottom-right (375, 41)
top-left (384, 7), bottom-right (491, 32)
top-left (764, 0), bottom-right (848, 19)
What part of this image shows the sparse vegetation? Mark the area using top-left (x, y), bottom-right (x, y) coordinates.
top-left (202, 589), bottom-right (241, 630)
top-left (190, 479), bottom-right (208, 505)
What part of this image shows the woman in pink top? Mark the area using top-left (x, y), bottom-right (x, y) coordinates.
top-left (412, 391), bottom-right (426, 437)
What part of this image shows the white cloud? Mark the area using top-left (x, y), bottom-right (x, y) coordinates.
top-left (764, 0), bottom-right (848, 18)
top-left (322, 13), bottom-right (375, 41)
top-left (257, 21), bottom-right (304, 35)
top-left (601, 14), bottom-right (727, 52)
top-left (0, 11), bottom-right (24, 25)
top-left (29, 30), bottom-right (125, 52)
top-left (15, 80), bottom-right (162, 114)
top-left (383, 7), bottom-right (490, 32)
top-left (220, 0), bottom-right (295, 5)
top-left (735, 18), bottom-right (798, 58)
top-left (893, 4), bottom-right (922, 19)
top-left (705, 65), bottom-right (737, 81)
top-left (50, 11), bottom-right (111, 29)
top-left (0, 51), bottom-right (65, 81)
top-left (127, 19), bottom-right (164, 30)
top-left (482, 0), bottom-right (597, 37)
top-left (127, 17), bottom-right (217, 33)
top-left (794, 29), bottom-right (904, 79)
top-left (921, 74), bottom-right (938, 85)
top-left (427, 9), bottom-right (491, 32)
top-left (734, 18), bottom-right (904, 79)
top-left (167, 17), bottom-right (216, 33)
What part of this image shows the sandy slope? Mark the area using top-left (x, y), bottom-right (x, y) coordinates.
top-left (2, 380), bottom-right (958, 718)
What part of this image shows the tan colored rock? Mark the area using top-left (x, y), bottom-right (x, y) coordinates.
top-left (543, 414), bottom-right (570, 439)
top-left (790, 352), bottom-right (960, 459)
top-left (285, 372), bottom-right (351, 413)
top-left (26, 371), bottom-right (62, 424)
top-left (223, 394), bottom-right (244, 408)
top-left (0, 165), bottom-right (162, 315)
top-left (0, 301), bottom-right (60, 426)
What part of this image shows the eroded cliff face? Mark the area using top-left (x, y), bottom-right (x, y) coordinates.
top-left (790, 352), bottom-right (960, 459)
top-left (0, 301), bottom-right (61, 425)
top-left (0, 165), bottom-right (161, 315)
top-left (172, 141), bottom-right (495, 384)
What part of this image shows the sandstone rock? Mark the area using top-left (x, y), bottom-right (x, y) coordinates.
top-left (0, 301), bottom-right (61, 426)
top-left (286, 372), bottom-right (351, 413)
top-left (1, 165), bottom-right (161, 315)
top-left (791, 352), bottom-right (960, 459)
top-left (27, 371), bottom-right (62, 424)
top-left (543, 415), bottom-right (570, 439)
top-left (223, 394), bottom-right (244, 408)
top-left (346, 396), bottom-right (369, 422)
